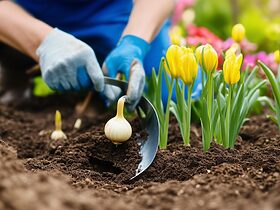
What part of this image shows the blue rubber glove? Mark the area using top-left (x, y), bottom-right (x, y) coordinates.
top-left (103, 35), bottom-right (151, 111)
top-left (36, 28), bottom-right (104, 92)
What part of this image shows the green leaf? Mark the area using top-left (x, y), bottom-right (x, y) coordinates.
top-left (192, 101), bottom-right (201, 119)
top-left (170, 101), bottom-right (182, 125)
top-left (258, 97), bottom-right (275, 112)
top-left (211, 99), bottom-right (220, 135)
top-left (275, 105), bottom-right (280, 128)
top-left (244, 66), bottom-right (258, 89)
top-left (175, 79), bottom-right (184, 119)
top-left (33, 77), bottom-right (55, 97)
top-left (213, 71), bottom-right (223, 93)
top-left (240, 66), bottom-right (250, 85)
top-left (156, 60), bottom-right (164, 111)
top-left (145, 68), bottom-right (157, 104)
top-left (258, 61), bottom-right (280, 108)
top-left (246, 80), bottom-right (266, 101)
top-left (217, 90), bottom-right (227, 147)
top-left (229, 84), bottom-right (245, 146)
top-left (201, 97), bottom-right (212, 151)
top-left (267, 114), bottom-right (278, 124)
top-left (214, 116), bottom-right (223, 145)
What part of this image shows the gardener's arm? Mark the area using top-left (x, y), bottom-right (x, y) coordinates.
top-left (122, 0), bottom-right (175, 42)
top-left (104, 0), bottom-right (175, 110)
top-left (0, 1), bottom-right (52, 61)
top-left (0, 1), bottom-right (105, 92)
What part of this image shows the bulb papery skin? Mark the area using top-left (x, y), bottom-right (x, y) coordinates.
top-left (104, 116), bottom-right (132, 144)
top-left (51, 130), bottom-right (67, 141)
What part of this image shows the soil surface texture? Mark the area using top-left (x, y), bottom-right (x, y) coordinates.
top-left (0, 96), bottom-right (280, 210)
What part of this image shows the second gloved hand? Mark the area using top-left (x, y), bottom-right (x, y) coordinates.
top-left (37, 28), bottom-right (104, 92)
top-left (103, 35), bottom-right (150, 111)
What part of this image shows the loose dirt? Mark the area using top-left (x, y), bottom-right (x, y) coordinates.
top-left (0, 96), bottom-right (279, 210)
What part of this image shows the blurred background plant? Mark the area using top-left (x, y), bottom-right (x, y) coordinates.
top-left (33, 76), bottom-right (55, 96)
top-left (171, 0), bottom-right (280, 73)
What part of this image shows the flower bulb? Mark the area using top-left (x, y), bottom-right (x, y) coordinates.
top-left (104, 96), bottom-right (132, 144)
top-left (50, 110), bottom-right (67, 141)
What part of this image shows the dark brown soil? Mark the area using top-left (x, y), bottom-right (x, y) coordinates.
top-left (0, 96), bottom-right (280, 210)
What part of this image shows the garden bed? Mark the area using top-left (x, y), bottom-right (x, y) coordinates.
top-left (0, 96), bottom-right (280, 210)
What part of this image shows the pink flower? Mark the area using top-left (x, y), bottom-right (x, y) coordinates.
top-left (257, 52), bottom-right (278, 74)
top-left (172, 0), bottom-right (196, 24)
top-left (243, 54), bottom-right (257, 69)
top-left (243, 52), bottom-right (278, 76)
top-left (223, 38), bottom-right (257, 54)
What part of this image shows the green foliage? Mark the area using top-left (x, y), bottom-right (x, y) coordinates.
top-left (146, 58), bottom-right (174, 149)
top-left (239, 6), bottom-right (280, 51)
top-left (193, 0), bottom-right (280, 51)
top-left (236, 1), bottom-right (280, 51)
top-left (33, 77), bottom-right (55, 97)
top-left (258, 61), bottom-right (280, 127)
top-left (240, 8), bottom-right (268, 44)
top-left (199, 71), bottom-right (217, 151)
top-left (170, 80), bottom-right (193, 146)
top-left (192, 66), bottom-right (265, 151)
top-left (214, 67), bottom-right (266, 148)
top-left (146, 60), bottom-right (266, 151)
top-left (194, 0), bottom-right (232, 39)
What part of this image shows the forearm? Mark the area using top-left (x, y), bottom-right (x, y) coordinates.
top-left (0, 1), bottom-right (53, 61)
top-left (122, 0), bottom-right (175, 43)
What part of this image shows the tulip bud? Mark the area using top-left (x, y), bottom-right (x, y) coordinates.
top-left (195, 45), bottom-right (203, 66)
top-left (223, 53), bottom-right (243, 85)
top-left (169, 26), bottom-right (185, 46)
top-left (180, 47), bottom-right (198, 85)
top-left (274, 50), bottom-right (280, 64)
top-left (195, 44), bottom-right (218, 73)
top-left (232, 24), bottom-right (246, 43)
top-left (166, 45), bottom-right (184, 78)
top-left (104, 96), bottom-right (132, 144)
top-left (225, 43), bottom-right (240, 59)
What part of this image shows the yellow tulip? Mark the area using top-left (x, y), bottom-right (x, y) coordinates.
top-left (195, 44), bottom-right (218, 73)
top-left (225, 43), bottom-right (240, 59)
top-left (166, 45), bottom-right (184, 78)
top-left (180, 47), bottom-right (198, 85)
top-left (232, 24), bottom-right (245, 43)
top-left (223, 53), bottom-right (243, 85)
top-left (169, 26), bottom-right (184, 46)
top-left (170, 34), bottom-right (182, 46)
top-left (171, 25), bottom-right (184, 36)
top-left (274, 50), bottom-right (280, 64)
top-left (195, 45), bottom-right (203, 66)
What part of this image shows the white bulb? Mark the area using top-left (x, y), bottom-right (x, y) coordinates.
top-left (104, 116), bottom-right (132, 144)
top-left (50, 130), bottom-right (67, 141)
top-left (104, 96), bottom-right (132, 144)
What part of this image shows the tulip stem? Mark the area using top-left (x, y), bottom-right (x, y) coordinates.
top-left (184, 84), bottom-right (193, 146)
top-left (277, 64), bottom-right (280, 83)
top-left (207, 72), bottom-right (213, 119)
top-left (160, 78), bottom-right (174, 149)
top-left (202, 70), bottom-right (205, 89)
top-left (225, 86), bottom-right (233, 148)
top-left (181, 82), bottom-right (185, 138)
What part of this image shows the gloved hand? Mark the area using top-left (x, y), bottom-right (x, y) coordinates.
top-left (103, 35), bottom-right (150, 111)
top-left (36, 28), bottom-right (104, 92)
